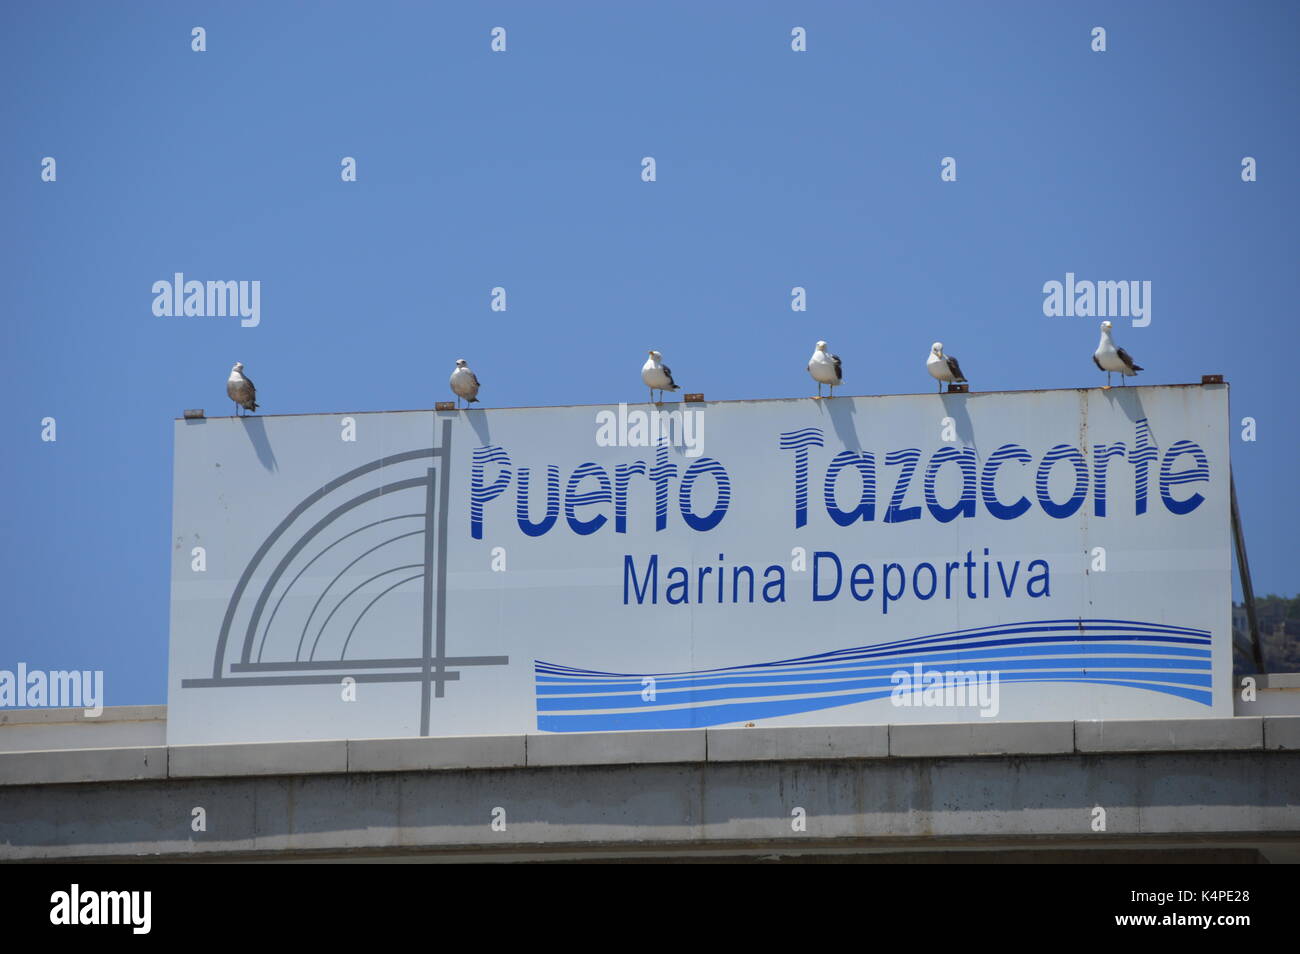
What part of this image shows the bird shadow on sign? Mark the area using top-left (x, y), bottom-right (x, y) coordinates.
top-left (463, 409), bottom-right (492, 447)
top-left (1101, 386), bottom-right (1148, 428)
top-left (240, 416), bottom-right (278, 472)
top-left (938, 392), bottom-right (978, 457)
top-left (820, 397), bottom-right (860, 451)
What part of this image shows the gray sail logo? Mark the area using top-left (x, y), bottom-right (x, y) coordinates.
top-left (182, 420), bottom-right (508, 735)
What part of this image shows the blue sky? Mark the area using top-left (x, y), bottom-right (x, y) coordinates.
top-left (2, 1), bottom-right (1297, 705)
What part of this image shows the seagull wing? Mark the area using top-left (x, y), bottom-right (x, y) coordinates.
top-left (832, 354), bottom-right (843, 382)
top-left (662, 364), bottom-right (678, 389)
top-left (242, 374), bottom-right (258, 410)
top-left (945, 355), bottom-right (966, 382)
top-left (1116, 348), bottom-right (1142, 373)
top-left (470, 371), bottom-right (481, 387)
top-left (1092, 354), bottom-right (1104, 372)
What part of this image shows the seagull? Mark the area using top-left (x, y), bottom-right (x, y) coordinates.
top-left (641, 349), bottom-right (679, 403)
top-left (807, 340), bottom-right (843, 398)
top-left (227, 362), bottom-right (258, 415)
top-left (1093, 320), bottom-right (1143, 387)
top-left (926, 342), bottom-right (967, 392)
top-left (449, 358), bottom-right (480, 408)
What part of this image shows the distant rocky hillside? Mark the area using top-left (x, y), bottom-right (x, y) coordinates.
top-left (1233, 594), bottom-right (1300, 675)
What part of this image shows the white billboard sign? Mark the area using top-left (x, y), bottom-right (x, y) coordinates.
top-left (168, 384), bottom-right (1230, 744)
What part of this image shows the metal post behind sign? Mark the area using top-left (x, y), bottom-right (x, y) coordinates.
top-left (1230, 469), bottom-right (1266, 673)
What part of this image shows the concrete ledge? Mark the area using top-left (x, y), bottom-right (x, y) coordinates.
top-left (0, 706), bottom-right (169, 754)
top-left (707, 725), bottom-right (888, 762)
top-left (0, 705), bottom-right (166, 727)
top-left (0, 720), bottom-right (167, 754)
top-left (2, 718), bottom-right (1292, 786)
top-left (348, 735), bottom-right (525, 773)
top-left (890, 721), bottom-right (1074, 758)
top-left (0, 746), bottom-right (166, 786)
top-left (1264, 717), bottom-right (1300, 750)
top-left (168, 739), bottom-right (348, 779)
top-left (526, 729), bottom-right (706, 767)
top-left (1258, 674), bottom-right (1300, 690)
top-left (1076, 717), bottom-right (1262, 753)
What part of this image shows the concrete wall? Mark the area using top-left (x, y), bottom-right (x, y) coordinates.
top-left (2, 717), bottom-right (1297, 862)
top-left (1235, 673), bottom-right (1300, 717)
top-left (0, 706), bottom-right (165, 752)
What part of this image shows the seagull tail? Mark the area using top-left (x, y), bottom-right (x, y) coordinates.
top-left (468, 396), bottom-right (480, 403)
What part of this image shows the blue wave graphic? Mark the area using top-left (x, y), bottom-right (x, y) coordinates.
top-left (778, 428), bottom-right (824, 448)
top-left (533, 618), bottom-right (1214, 731)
